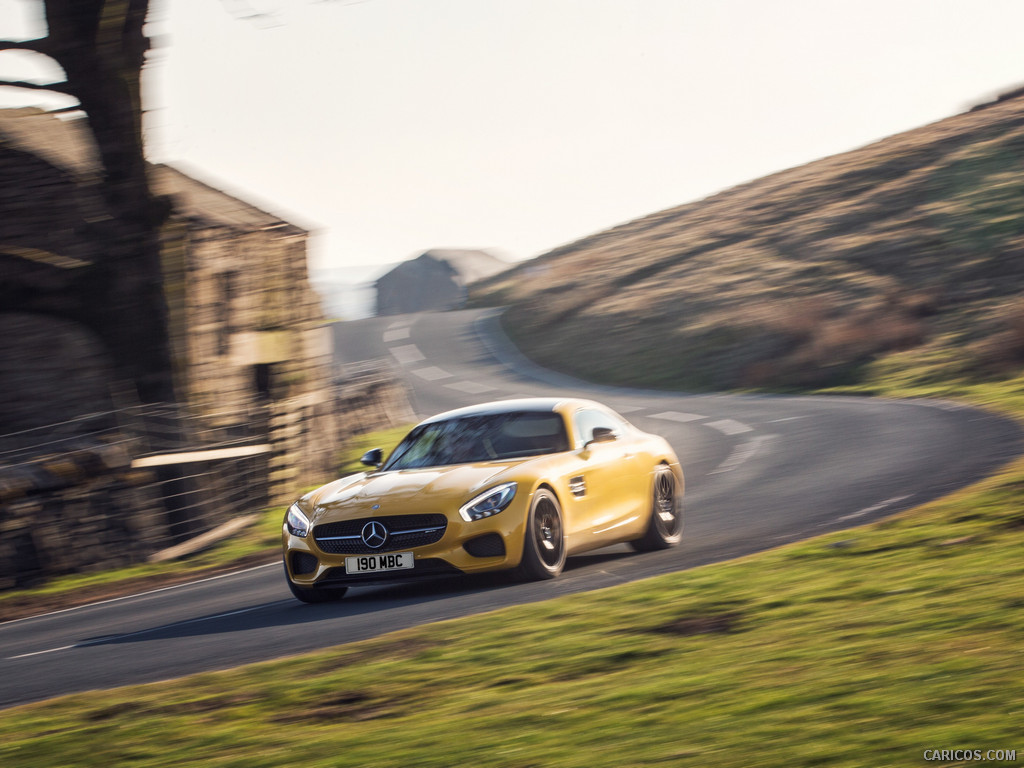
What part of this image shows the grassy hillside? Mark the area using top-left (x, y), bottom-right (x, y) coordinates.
top-left (472, 90), bottom-right (1024, 392)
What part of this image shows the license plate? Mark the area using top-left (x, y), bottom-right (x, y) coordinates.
top-left (345, 552), bottom-right (414, 574)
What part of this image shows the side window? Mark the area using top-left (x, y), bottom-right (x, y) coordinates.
top-left (574, 408), bottom-right (626, 447)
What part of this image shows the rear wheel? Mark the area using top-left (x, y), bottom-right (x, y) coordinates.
top-left (630, 465), bottom-right (683, 551)
top-left (284, 563), bottom-right (349, 603)
top-left (515, 489), bottom-right (566, 580)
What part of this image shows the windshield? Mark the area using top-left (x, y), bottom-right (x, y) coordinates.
top-left (382, 411), bottom-right (570, 470)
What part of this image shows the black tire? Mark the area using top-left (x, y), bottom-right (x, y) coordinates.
top-left (514, 488), bottom-right (566, 580)
top-left (284, 563), bottom-right (348, 603)
top-left (630, 465), bottom-right (683, 552)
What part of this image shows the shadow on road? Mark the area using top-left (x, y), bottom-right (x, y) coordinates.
top-left (76, 550), bottom-right (646, 648)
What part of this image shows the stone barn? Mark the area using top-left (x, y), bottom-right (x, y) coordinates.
top-left (0, 107), bottom-right (338, 489)
top-left (376, 248), bottom-right (508, 315)
top-left (0, 108), bottom-right (346, 583)
top-left (154, 162), bottom-right (339, 496)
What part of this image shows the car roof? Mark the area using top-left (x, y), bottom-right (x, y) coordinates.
top-left (419, 397), bottom-right (598, 425)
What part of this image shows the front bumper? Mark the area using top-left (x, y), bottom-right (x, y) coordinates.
top-left (282, 503), bottom-right (529, 588)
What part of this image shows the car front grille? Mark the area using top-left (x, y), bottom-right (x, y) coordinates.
top-left (313, 513), bottom-right (447, 555)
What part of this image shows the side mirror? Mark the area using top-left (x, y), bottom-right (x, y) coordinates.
top-left (584, 427), bottom-right (616, 449)
top-left (360, 448), bottom-right (383, 468)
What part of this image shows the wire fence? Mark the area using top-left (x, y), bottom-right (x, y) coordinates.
top-left (0, 369), bottom-right (412, 590)
top-left (0, 401), bottom-right (273, 589)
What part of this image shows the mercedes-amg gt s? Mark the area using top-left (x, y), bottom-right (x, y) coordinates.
top-left (283, 398), bottom-right (683, 602)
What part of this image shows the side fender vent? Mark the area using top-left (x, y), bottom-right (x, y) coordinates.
top-left (569, 475), bottom-right (586, 498)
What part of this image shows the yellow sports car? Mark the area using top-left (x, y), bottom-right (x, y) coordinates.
top-left (282, 398), bottom-right (684, 602)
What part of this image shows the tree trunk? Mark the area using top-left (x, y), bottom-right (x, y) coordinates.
top-left (43, 0), bottom-right (177, 404)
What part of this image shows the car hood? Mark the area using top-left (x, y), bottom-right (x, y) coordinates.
top-left (303, 462), bottom-right (518, 521)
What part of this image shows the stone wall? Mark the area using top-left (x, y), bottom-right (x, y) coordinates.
top-left (0, 374), bottom-right (412, 589)
top-left (0, 440), bottom-right (161, 590)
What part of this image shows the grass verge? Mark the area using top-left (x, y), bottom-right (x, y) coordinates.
top-left (0, 508), bottom-right (284, 623)
top-left (0, 389), bottom-right (1021, 766)
top-left (0, 426), bottom-right (413, 623)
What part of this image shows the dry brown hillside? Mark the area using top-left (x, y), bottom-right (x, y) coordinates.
top-left (471, 90), bottom-right (1024, 391)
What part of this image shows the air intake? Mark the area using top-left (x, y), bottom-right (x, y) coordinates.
top-left (463, 533), bottom-right (506, 558)
top-left (291, 551), bottom-right (319, 575)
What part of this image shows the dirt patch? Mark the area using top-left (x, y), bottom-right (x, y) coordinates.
top-left (273, 690), bottom-right (405, 723)
top-left (650, 611), bottom-right (744, 637)
top-left (312, 636), bottom-right (440, 672)
top-left (86, 693), bottom-right (264, 721)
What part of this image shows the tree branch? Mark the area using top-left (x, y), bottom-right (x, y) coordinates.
top-left (0, 37), bottom-right (55, 56)
top-left (0, 78), bottom-right (75, 97)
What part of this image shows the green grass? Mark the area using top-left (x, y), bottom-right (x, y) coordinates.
top-left (824, 348), bottom-right (1024, 417)
top-left (1, 388), bottom-right (1021, 766)
top-left (0, 426), bottom-right (413, 621)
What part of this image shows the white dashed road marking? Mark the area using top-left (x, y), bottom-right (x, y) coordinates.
top-left (911, 400), bottom-right (969, 412)
top-left (389, 344), bottom-right (425, 364)
top-left (835, 495), bottom-right (911, 523)
top-left (383, 327), bottom-right (411, 342)
top-left (412, 366), bottom-right (453, 381)
top-left (707, 419), bottom-right (753, 435)
top-left (709, 434), bottom-right (774, 475)
top-left (7, 603), bottom-right (293, 661)
top-left (7, 644), bottom-right (77, 660)
top-left (649, 411), bottom-right (705, 423)
top-left (445, 381), bottom-right (497, 394)
top-left (0, 563), bottom-right (279, 628)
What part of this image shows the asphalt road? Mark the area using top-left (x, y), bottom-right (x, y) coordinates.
top-left (1, 308), bottom-right (1020, 709)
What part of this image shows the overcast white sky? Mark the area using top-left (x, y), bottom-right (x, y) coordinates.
top-left (3, 0), bottom-right (1024, 279)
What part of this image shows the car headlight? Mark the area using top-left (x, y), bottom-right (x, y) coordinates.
top-left (460, 482), bottom-right (517, 522)
top-left (286, 503), bottom-right (311, 537)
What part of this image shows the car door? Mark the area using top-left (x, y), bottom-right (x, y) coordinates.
top-left (569, 408), bottom-right (645, 549)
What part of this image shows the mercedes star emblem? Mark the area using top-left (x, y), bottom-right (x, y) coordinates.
top-left (361, 520), bottom-right (388, 549)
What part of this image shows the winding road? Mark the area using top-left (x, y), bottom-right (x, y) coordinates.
top-left (1, 308), bottom-right (1020, 709)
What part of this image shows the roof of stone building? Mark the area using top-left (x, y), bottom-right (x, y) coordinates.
top-left (380, 249), bottom-right (509, 285)
top-left (0, 107), bottom-right (311, 235)
top-left (151, 164), bottom-right (309, 235)
top-left (426, 249), bottom-right (510, 283)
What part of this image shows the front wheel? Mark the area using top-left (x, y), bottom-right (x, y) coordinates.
top-left (514, 489), bottom-right (566, 580)
top-left (630, 465), bottom-right (683, 551)
top-left (284, 563), bottom-right (349, 603)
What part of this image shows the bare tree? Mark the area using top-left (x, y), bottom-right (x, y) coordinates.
top-left (1, 0), bottom-right (175, 403)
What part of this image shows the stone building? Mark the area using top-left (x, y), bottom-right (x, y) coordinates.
top-left (376, 248), bottom-right (508, 315)
top-left (152, 162), bottom-right (338, 496)
top-left (0, 108), bottom-right (351, 584)
top-left (0, 107), bottom-right (337, 489)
